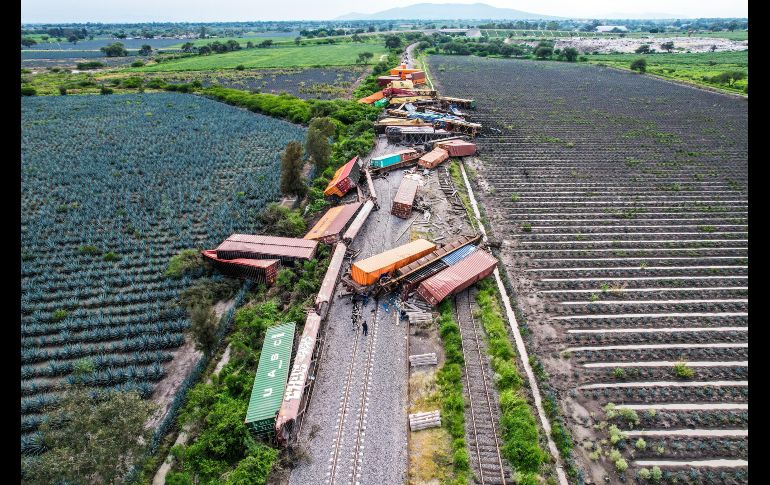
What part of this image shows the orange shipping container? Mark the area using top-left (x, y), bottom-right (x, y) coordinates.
top-left (418, 147), bottom-right (449, 169)
top-left (351, 239), bottom-right (437, 286)
top-left (357, 90), bottom-right (385, 104)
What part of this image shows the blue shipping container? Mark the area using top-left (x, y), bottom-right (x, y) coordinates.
top-left (441, 244), bottom-right (477, 266)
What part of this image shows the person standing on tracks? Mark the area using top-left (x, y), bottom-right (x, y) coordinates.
top-left (362, 319), bottom-right (368, 337)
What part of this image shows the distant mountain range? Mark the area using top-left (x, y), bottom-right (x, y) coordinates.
top-left (335, 3), bottom-right (563, 20)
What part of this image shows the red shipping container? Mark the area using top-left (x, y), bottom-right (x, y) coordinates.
top-left (201, 250), bottom-right (280, 285)
top-left (437, 140), bottom-right (477, 157)
top-left (418, 147), bottom-right (449, 169)
top-left (416, 250), bottom-right (498, 306)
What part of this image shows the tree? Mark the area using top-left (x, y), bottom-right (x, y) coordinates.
top-left (139, 44), bottom-right (152, 56)
top-left (563, 47), bottom-right (579, 62)
top-left (351, 33), bottom-right (362, 42)
top-left (280, 141), bottom-right (307, 197)
top-left (384, 35), bottom-right (402, 49)
top-left (635, 44), bottom-right (651, 54)
top-left (294, 36), bottom-right (301, 45)
top-left (22, 388), bottom-right (156, 484)
top-left (534, 45), bottom-right (553, 59)
top-left (258, 39), bottom-right (273, 48)
top-left (630, 58), bottom-right (647, 73)
top-left (198, 45), bottom-right (211, 55)
top-left (199, 26), bottom-right (207, 39)
top-left (660, 41), bottom-right (674, 52)
top-left (356, 51), bottom-right (374, 64)
top-left (100, 42), bottom-right (128, 57)
top-left (710, 44), bottom-right (717, 52)
top-left (305, 117), bottom-right (336, 172)
top-left (188, 300), bottom-right (219, 357)
top-left (68, 35), bottom-right (78, 44)
top-left (21, 37), bottom-right (37, 47)
top-left (246, 41), bottom-right (254, 48)
top-left (181, 42), bottom-right (195, 53)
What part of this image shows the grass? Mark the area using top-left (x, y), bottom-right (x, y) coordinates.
top-left (475, 279), bottom-right (549, 481)
top-left (408, 370), bottom-right (455, 484)
top-left (129, 43), bottom-right (389, 71)
top-left (586, 50), bottom-right (748, 94)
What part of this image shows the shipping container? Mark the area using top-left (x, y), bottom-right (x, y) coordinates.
top-left (323, 156), bottom-right (361, 198)
top-left (314, 242), bottom-right (347, 319)
top-left (390, 65), bottom-right (422, 76)
top-left (245, 321), bottom-right (296, 436)
top-left (357, 90), bottom-right (385, 104)
top-left (342, 199), bottom-right (375, 243)
top-left (391, 80), bottom-right (414, 89)
top-left (304, 202), bottom-right (362, 244)
top-left (389, 96), bottom-right (435, 105)
top-left (201, 250), bottom-right (280, 285)
top-left (276, 312), bottom-right (322, 443)
top-left (391, 176), bottom-right (419, 219)
top-left (417, 250), bottom-right (498, 306)
top-left (397, 234), bottom-right (479, 276)
top-left (418, 147), bottom-right (450, 169)
top-left (436, 139), bottom-right (477, 157)
top-left (215, 234), bottom-right (318, 263)
top-left (373, 98), bottom-right (390, 108)
top-left (377, 75), bottom-right (402, 86)
top-left (370, 149), bottom-right (419, 169)
top-left (351, 239), bottom-right (437, 286)
top-left (399, 258), bottom-right (449, 298)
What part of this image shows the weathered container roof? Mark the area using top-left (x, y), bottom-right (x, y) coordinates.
top-left (304, 202), bottom-right (362, 241)
top-left (393, 177), bottom-right (419, 205)
top-left (358, 90), bottom-right (385, 104)
top-left (441, 244), bottom-right (477, 266)
top-left (245, 321), bottom-right (296, 426)
top-left (216, 234), bottom-right (318, 260)
top-left (418, 250), bottom-right (498, 303)
top-left (372, 149), bottom-right (416, 161)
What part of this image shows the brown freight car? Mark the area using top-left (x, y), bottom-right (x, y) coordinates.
top-left (391, 176), bottom-right (419, 219)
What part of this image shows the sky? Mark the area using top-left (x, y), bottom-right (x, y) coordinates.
top-left (21, 0), bottom-right (749, 23)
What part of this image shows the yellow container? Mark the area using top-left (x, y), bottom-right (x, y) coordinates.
top-left (352, 239), bottom-right (437, 286)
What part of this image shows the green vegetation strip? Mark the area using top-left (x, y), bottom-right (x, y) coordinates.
top-left (587, 51), bottom-right (748, 95)
top-left (436, 299), bottom-right (471, 485)
top-left (475, 279), bottom-right (549, 484)
top-left (130, 43), bottom-right (389, 71)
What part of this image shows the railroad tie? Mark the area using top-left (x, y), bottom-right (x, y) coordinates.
top-left (409, 410), bottom-right (442, 431)
top-left (409, 353), bottom-right (438, 367)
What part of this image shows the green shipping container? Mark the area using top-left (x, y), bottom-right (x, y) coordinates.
top-left (371, 153), bottom-right (403, 169)
top-left (374, 97), bottom-right (389, 108)
top-left (245, 321), bottom-right (296, 436)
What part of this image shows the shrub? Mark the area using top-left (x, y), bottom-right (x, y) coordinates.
top-left (235, 64), bottom-right (245, 71)
top-left (59, 86), bottom-right (67, 95)
top-left (102, 251), bottom-right (120, 261)
top-left (52, 309), bottom-right (68, 322)
top-left (615, 458), bottom-right (628, 472)
top-left (100, 86), bottom-right (114, 95)
top-left (166, 249), bottom-right (203, 278)
top-left (131, 60), bottom-right (145, 67)
top-left (258, 203), bottom-right (307, 237)
top-left (619, 408), bottom-right (639, 426)
top-left (521, 223), bottom-right (532, 232)
top-left (612, 367), bottom-right (625, 379)
top-left (76, 61), bottom-right (105, 70)
top-left (638, 468), bottom-right (651, 480)
top-left (630, 58), bottom-right (647, 73)
top-left (609, 449), bottom-right (622, 461)
top-left (650, 466), bottom-right (662, 481)
top-left (21, 86), bottom-right (37, 96)
top-left (635, 438), bottom-right (647, 450)
top-left (510, 193), bottom-right (520, 202)
top-left (673, 361), bottom-right (694, 379)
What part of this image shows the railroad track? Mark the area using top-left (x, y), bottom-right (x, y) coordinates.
top-left (326, 298), bottom-right (379, 485)
top-left (454, 291), bottom-right (509, 485)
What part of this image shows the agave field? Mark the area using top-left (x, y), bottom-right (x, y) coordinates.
top-left (20, 92), bottom-right (305, 451)
top-left (430, 56), bottom-right (747, 483)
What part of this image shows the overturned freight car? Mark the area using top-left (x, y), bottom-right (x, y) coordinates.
top-left (417, 249), bottom-right (498, 306)
top-left (350, 238), bottom-right (437, 286)
top-left (201, 250), bottom-right (280, 285)
top-left (392, 176), bottom-right (419, 219)
top-left (304, 202), bottom-right (362, 245)
top-left (323, 156), bottom-right (361, 198)
top-left (215, 234), bottom-right (318, 264)
top-left (418, 147), bottom-right (449, 169)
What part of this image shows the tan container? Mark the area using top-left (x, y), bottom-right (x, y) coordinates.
top-left (351, 239), bottom-right (437, 286)
top-left (391, 80), bottom-right (414, 89)
top-left (418, 147), bottom-right (449, 169)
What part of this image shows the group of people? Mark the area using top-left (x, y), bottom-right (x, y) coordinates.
top-left (351, 294), bottom-right (369, 336)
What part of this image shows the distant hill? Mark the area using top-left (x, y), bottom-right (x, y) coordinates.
top-left (335, 3), bottom-right (562, 20)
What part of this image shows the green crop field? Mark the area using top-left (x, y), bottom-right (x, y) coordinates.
top-left (482, 29), bottom-right (748, 42)
top-left (586, 50), bottom-right (748, 94)
top-left (166, 36), bottom-right (294, 48)
top-left (131, 43), bottom-right (389, 71)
